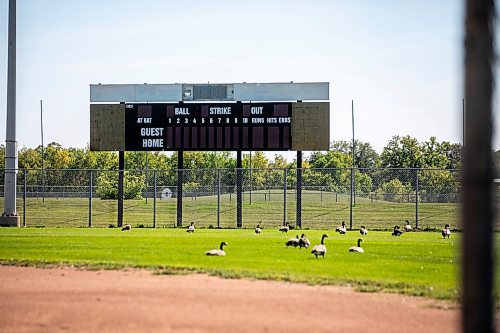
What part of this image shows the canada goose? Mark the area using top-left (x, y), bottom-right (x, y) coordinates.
top-left (335, 221), bottom-right (347, 235)
top-left (205, 242), bottom-right (228, 256)
top-left (298, 233), bottom-right (311, 249)
top-left (279, 222), bottom-right (290, 233)
top-left (121, 224), bottom-right (131, 231)
top-left (404, 220), bottom-right (412, 232)
top-left (286, 235), bottom-right (300, 247)
top-left (359, 226), bottom-right (368, 235)
top-left (392, 225), bottom-right (403, 236)
top-left (255, 223), bottom-right (262, 234)
top-left (441, 224), bottom-right (451, 239)
top-left (311, 234), bottom-right (328, 258)
top-left (349, 239), bottom-right (364, 253)
top-left (186, 222), bottom-right (195, 233)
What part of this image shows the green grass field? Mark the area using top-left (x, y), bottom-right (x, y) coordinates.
top-left (9, 191), bottom-right (461, 230)
top-left (2, 227), bottom-right (497, 303)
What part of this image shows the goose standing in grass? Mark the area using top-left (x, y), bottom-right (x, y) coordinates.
top-left (186, 222), bottom-right (195, 233)
top-left (392, 225), bottom-right (403, 236)
top-left (404, 220), bottom-right (412, 232)
top-left (121, 224), bottom-right (131, 231)
top-left (205, 242), bottom-right (228, 256)
top-left (311, 234), bottom-right (328, 258)
top-left (285, 235), bottom-right (300, 247)
top-left (255, 223), bottom-right (262, 234)
top-left (349, 239), bottom-right (364, 253)
top-left (298, 233), bottom-right (311, 249)
top-left (359, 226), bottom-right (368, 235)
top-left (441, 224), bottom-right (451, 239)
top-left (279, 222), bottom-right (290, 233)
top-left (335, 221), bottom-right (347, 235)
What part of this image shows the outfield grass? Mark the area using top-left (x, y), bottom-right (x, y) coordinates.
top-left (10, 192), bottom-right (461, 230)
top-left (2, 227), bottom-right (496, 303)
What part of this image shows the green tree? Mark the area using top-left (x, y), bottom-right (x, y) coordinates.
top-left (420, 137), bottom-right (448, 168)
top-left (374, 178), bottom-right (413, 203)
top-left (380, 135), bottom-right (422, 168)
top-left (96, 171), bottom-right (145, 199)
top-left (418, 169), bottom-right (459, 203)
top-left (330, 140), bottom-right (380, 169)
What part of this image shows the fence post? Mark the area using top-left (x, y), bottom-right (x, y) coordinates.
top-left (153, 169), bottom-right (157, 228)
top-left (22, 169), bottom-right (26, 227)
top-left (217, 169), bottom-right (221, 228)
top-left (415, 169), bottom-right (419, 229)
top-left (88, 170), bottom-right (92, 228)
top-left (283, 168), bottom-right (287, 226)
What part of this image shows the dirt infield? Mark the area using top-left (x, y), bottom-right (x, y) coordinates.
top-left (0, 266), bottom-right (460, 333)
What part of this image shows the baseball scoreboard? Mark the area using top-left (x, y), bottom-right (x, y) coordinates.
top-left (125, 102), bottom-right (292, 151)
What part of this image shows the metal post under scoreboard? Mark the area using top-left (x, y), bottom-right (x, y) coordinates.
top-left (117, 151), bottom-right (124, 227)
top-left (177, 150), bottom-right (183, 228)
top-left (296, 151), bottom-right (302, 228)
top-left (236, 151), bottom-right (242, 228)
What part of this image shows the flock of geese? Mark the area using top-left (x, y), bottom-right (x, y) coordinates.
top-left (120, 220), bottom-right (452, 258)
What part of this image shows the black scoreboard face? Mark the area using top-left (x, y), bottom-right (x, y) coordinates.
top-left (125, 102), bottom-right (292, 151)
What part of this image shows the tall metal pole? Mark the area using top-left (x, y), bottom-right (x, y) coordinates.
top-left (349, 100), bottom-right (354, 230)
top-left (1, 0), bottom-right (19, 226)
top-left (462, 1), bottom-right (495, 332)
top-left (352, 100), bottom-right (356, 207)
top-left (40, 100), bottom-right (45, 203)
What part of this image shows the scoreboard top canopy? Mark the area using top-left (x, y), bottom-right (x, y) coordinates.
top-left (90, 82), bottom-right (329, 103)
top-left (89, 82), bottom-right (330, 152)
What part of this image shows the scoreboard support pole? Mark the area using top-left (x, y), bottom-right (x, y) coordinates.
top-left (236, 151), bottom-right (242, 228)
top-left (117, 151), bottom-right (124, 227)
top-left (296, 151), bottom-right (302, 228)
top-left (177, 150), bottom-right (183, 228)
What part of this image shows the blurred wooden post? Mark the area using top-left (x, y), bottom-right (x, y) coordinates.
top-left (462, 1), bottom-right (495, 332)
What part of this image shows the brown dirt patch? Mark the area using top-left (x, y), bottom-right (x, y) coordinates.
top-left (0, 266), bottom-right (460, 333)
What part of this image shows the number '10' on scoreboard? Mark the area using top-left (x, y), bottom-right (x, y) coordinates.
top-left (124, 102), bottom-right (292, 151)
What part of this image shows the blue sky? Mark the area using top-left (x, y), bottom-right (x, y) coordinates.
top-left (0, 0), bottom-right (497, 159)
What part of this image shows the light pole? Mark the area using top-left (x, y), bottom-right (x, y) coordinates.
top-left (1, 0), bottom-right (19, 226)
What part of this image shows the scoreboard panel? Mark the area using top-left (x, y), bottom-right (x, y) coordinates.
top-left (124, 102), bottom-right (292, 151)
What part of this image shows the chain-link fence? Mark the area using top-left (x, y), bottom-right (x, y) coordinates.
top-left (0, 167), bottom-right (479, 230)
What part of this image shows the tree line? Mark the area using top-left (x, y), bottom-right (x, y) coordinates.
top-left (0, 136), bottom-right (462, 203)
top-left (0, 135), bottom-right (461, 171)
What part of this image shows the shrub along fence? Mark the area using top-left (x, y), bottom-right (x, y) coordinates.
top-left (0, 167), bottom-right (464, 230)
